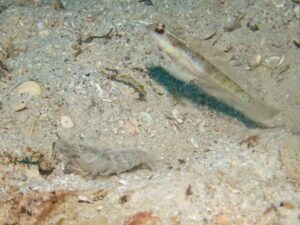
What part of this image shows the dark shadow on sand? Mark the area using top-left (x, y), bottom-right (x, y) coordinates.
top-left (148, 66), bottom-right (260, 128)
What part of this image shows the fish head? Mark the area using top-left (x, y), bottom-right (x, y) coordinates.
top-left (151, 23), bottom-right (185, 62)
top-left (140, 22), bottom-right (205, 82)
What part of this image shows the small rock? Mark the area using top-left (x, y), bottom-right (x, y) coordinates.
top-left (60, 115), bottom-right (74, 129)
top-left (18, 81), bottom-right (42, 96)
top-left (280, 201), bottom-right (295, 209)
top-left (224, 18), bottom-right (241, 32)
top-left (38, 160), bottom-right (54, 176)
top-left (51, 0), bottom-right (64, 10)
top-left (247, 20), bottom-right (260, 32)
top-left (293, 38), bottom-right (300, 48)
top-left (248, 55), bottom-right (262, 70)
top-left (124, 120), bottom-right (140, 136)
top-left (214, 213), bottom-right (230, 225)
top-left (124, 211), bottom-right (161, 225)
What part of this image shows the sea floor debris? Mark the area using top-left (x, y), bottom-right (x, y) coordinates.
top-left (0, 0), bottom-right (300, 224)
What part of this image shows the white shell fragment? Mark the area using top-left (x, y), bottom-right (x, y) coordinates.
top-left (172, 108), bottom-right (184, 124)
top-left (14, 102), bottom-right (27, 112)
top-left (60, 115), bottom-right (74, 129)
top-left (18, 81), bottom-right (42, 96)
top-left (190, 137), bottom-right (199, 148)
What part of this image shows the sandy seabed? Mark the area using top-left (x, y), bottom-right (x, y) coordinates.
top-left (0, 0), bottom-right (300, 224)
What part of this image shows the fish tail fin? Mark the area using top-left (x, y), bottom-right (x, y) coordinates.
top-left (242, 99), bottom-right (280, 127)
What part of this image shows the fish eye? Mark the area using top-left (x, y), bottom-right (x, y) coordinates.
top-left (155, 23), bottom-right (165, 34)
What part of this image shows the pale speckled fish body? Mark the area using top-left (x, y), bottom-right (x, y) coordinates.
top-left (150, 24), bottom-right (279, 126)
top-left (55, 141), bottom-right (153, 176)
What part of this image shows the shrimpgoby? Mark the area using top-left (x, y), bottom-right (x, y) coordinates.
top-left (149, 23), bottom-right (279, 127)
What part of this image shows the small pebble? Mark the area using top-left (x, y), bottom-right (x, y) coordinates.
top-left (293, 39), bottom-right (300, 48)
top-left (60, 115), bottom-right (74, 129)
top-left (124, 120), bottom-right (140, 136)
top-left (280, 201), bottom-right (295, 209)
top-left (51, 0), bottom-right (65, 10)
top-left (18, 81), bottom-right (42, 96)
top-left (224, 18), bottom-right (241, 32)
top-left (139, 112), bottom-right (153, 125)
top-left (247, 20), bottom-right (259, 32)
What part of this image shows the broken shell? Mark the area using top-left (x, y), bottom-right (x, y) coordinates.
top-left (18, 81), bottom-right (42, 96)
top-left (190, 137), bottom-right (199, 148)
top-left (60, 115), bottom-right (74, 129)
top-left (266, 56), bottom-right (284, 67)
top-left (78, 195), bottom-right (93, 203)
top-left (248, 55), bottom-right (262, 69)
top-left (14, 102), bottom-right (27, 112)
top-left (172, 109), bottom-right (184, 124)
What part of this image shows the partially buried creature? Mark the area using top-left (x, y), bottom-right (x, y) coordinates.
top-left (55, 141), bottom-right (153, 177)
